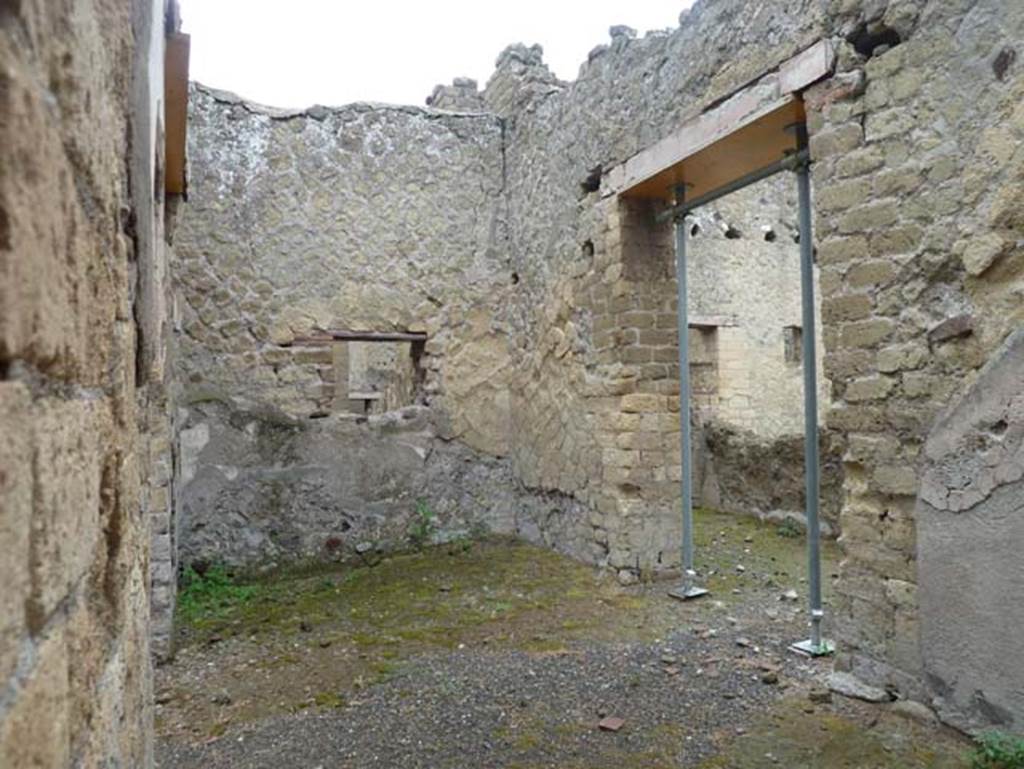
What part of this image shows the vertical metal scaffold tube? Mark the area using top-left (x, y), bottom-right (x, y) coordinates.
top-left (668, 184), bottom-right (707, 602)
top-left (791, 126), bottom-right (832, 656)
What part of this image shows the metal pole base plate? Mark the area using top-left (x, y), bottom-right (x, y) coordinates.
top-left (668, 584), bottom-right (709, 601)
top-left (789, 639), bottom-right (835, 657)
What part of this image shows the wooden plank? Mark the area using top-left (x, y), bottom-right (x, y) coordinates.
top-left (608, 86), bottom-right (781, 198)
top-left (284, 330), bottom-right (429, 346)
top-left (689, 315), bottom-right (738, 328)
top-left (164, 32), bottom-right (190, 195)
top-left (610, 39), bottom-right (832, 204)
top-left (779, 39), bottom-right (835, 95)
top-left (620, 97), bottom-right (805, 202)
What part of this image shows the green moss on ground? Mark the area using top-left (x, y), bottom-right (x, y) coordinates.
top-left (165, 510), bottom-right (839, 736)
top-left (698, 698), bottom-right (971, 769)
top-left (175, 536), bottom-right (677, 651)
top-left (692, 507), bottom-right (841, 604)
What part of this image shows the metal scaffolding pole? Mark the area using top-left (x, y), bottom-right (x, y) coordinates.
top-left (655, 122), bottom-right (832, 641)
top-left (668, 183), bottom-right (708, 602)
top-left (789, 124), bottom-right (833, 657)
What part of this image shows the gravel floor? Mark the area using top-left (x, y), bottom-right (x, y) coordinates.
top-left (155, 518), bottom-right (970, 769)
top-left (159, 624), bottom-right (830, 769)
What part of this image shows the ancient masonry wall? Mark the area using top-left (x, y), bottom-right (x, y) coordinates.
top-left (172, 0), bottom-right (1024, 731)
top-left (803, 0), bottom-right (1024, 731)
top-left (172, 87), bottom-right (553, 569)
top-left (0, 0), bottom-right (177, 765)
top-left (487, 0), bottom-right (1024, 731)
top-left (176, 86), bottom-right (513, 443)
top-left (489, 4), bottom-right (831, 578)
top-left (175, 52), bottom-right (834, 579)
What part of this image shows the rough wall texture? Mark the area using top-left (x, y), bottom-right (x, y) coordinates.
top-left (802, 0), bottom-right (1024, 722)
top-left (171, 0), bottom-right (1024, 733)
top-left (687, 182), bottom-right (830, 439)
top-left (174, 83), bottom-right (827, 587)
top-left (175, 85), bottom-right (513, 452)
top-left (0, 0), bottom-right (174, 764)
top-left (489, 1), bottom-right (831, 581)
top-left (176, 401), bottom-right (594, 568)
top-left (917, 329), bottom-right (1024, 733)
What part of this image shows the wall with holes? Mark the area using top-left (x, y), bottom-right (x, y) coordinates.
top-left (171, 85), bottom-right (589, 582)
top-left (477, 0), bottom-right (1024, 732)
top-left (172, 0), bottom-right (1024, 732)
top-left (686, 176), bottom-right (830, 440)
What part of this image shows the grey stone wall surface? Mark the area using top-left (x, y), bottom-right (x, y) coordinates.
top-left (486, 0), bottom-right (835, 584)
top-left (171, 0), bottom-right (1024, 733)
top-left (176, 401), bottom-right (594, 569)
top-left (176, 85), bottom-right (517, 454)
top-left (799, 0), bottom-right (1024, 720)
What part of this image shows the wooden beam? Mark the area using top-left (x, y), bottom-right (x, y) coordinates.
top-left (608, 39), bottom-right (834, 204)
top-left (164, 32), bottom-right (190, 196)
top-left (283, 330), bottom-right (429, 346)
top-left (617, 97), bottom-right (805, 202)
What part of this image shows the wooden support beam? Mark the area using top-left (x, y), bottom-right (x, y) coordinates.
top-left (607, 39), bottom-right (834, 204)
top-left (164, 32), bottom-right (190, 196)
top-left (283, 330), bottom-right (429, 346)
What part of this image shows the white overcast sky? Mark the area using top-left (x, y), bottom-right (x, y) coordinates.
top-left (180, 1), bottom-right (694, 109)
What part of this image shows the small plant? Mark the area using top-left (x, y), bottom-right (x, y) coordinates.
top-left (177, 564), bottom-right (258, 624)
top-left (971, 731), bottom-right (1024, 769)
top-left (313, 691), bottom-right (346, 709)
top-left (776, 517), bottom-right (803, 539)
top-left (408, 498), bottom-right (437, 548)
top-left (447, 533), bottom-right (472, 555)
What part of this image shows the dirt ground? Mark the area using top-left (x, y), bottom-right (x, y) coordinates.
top-left (155, 509), bottom-right (972, 768)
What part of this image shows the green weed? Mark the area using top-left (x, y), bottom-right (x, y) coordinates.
top-left (177, 564), bottom-right (258, 624)
top-left (971, 731), bottom-right (1024, 769)
top-left (776, 517), bottom-right (803, 539)
top-left (408, 498), bottom-right (438, 547)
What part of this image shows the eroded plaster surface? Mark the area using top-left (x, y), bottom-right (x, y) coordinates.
top-left (918, 329), bottom-right (1024, 733)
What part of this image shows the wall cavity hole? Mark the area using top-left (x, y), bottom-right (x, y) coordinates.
top-left (579, 166), bottom-right (602, 195)
top-left (724, 225), bottom-right (742, 239)
top-left (763, 228), bottom-right (777, 243)
top-left (581, 239), bottom-right (594, 258)
top-left (991, 419), bottom-right (1008, 436)
top-left (690, 223), bottom-right (700, 237)
top-left (510, 271), bottom-right (520, 285)
top-left (850, 23), bottom-right (902, 59)
top-left (0, 204), bottom-right (10, 250)
top-left (993, 47), bottom-right (1017, 81)
top-left (618, 483), bottom-right (642, 498)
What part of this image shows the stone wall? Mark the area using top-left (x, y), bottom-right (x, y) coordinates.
top-left (687, 180), bottom-right (830, 439)
top-left (175, 85), bottom-right (513, 450)
top-left (917, 329), bottom-right (1024, 733)
top-left (802, 0), bottom-right (1024, 727)
top-left (489, 2), bottom-right (831, 580)
top-left (176, 400), bottom-right (593, 569)
top-left (169, 0), bottom-right (1024, 732)
top-left (0, 0), bottom-right (176, 764)
top-left (486, 0), bottom-right (1024, 729)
